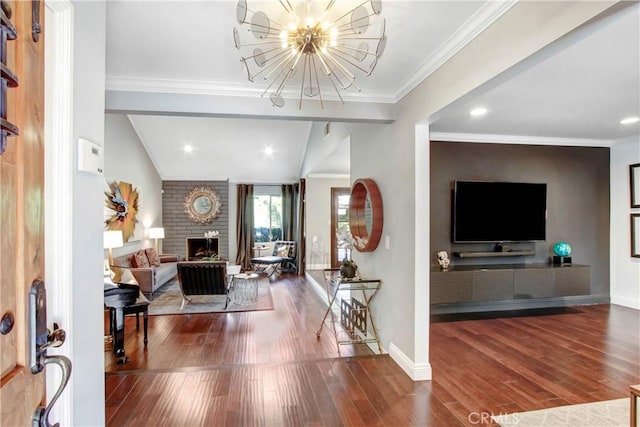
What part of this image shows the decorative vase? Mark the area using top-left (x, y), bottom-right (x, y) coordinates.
top-left (340, 264), bottom-right (356, 279)
top-left (553, 242), bottom-right (572, 257)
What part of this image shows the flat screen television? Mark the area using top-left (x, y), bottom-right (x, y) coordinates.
top-left (452, 181), bottom-right (547, 243)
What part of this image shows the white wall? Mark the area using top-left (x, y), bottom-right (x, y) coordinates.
top-left (317, 1), bottom-right (621, 381)
top-left (104, 114), bottom-right (163, 256)
top-left (611, 137), bottom-right (640, 309)
top-left (305, 177), bottom-right (350, 269)
top-left (69, 1), bottom-right (107, 424)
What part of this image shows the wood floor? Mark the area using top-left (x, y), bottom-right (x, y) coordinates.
top-left (105, 273), bottom-right (640, 426)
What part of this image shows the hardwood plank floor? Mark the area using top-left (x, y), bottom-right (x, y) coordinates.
top-left (105, 274), bottom-right (640, 426)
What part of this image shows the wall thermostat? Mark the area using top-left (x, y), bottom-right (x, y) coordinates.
top-left (77, 138), bottom-right (104, 175)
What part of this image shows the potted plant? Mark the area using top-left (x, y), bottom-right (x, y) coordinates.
top-left (340, 258), bottom-right (358, 279)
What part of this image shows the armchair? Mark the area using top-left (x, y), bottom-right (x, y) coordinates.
top-left (177, 261), bottom-right (229, 309)
top-left (250, 240), bottom-right (297, 278)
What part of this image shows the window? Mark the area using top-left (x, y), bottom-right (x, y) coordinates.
top-left (331, 188), bottom-right (351, 267)
top-left (253, 192), bottom-right (282, 243)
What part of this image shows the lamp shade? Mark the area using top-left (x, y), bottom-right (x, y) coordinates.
top-left (148, 227), bottom-right (165, 239)
top-left (103, 230), bottom-right (124, 249)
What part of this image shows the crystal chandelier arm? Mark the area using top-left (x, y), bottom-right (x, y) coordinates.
top-left (299, 55), bottom-right (308, 109)
top-left (308, 53), bottom-right (346, 105)
top-left (316, 50), bottom-right (355, 93)
top-left (318, 49), bottom-right (356, 87)
top-left (265, 49), bottom-right (304, 98)
top-left (260, 49), bottom-right (299, 81)
top-left (242, 48), bottom-right (292, 82)
top-left (236, 38), bottom-right (283, 48)
top-left (331, 0), bottom-right (373, 25)
top-left (310, 55), bottom-right (326, 109)
top-left (332, 43), bottom-right (374, 61)
top-left (278, 0), bottom-right (294, 15)
top-left (322, 62), bottom-right (347, 105)
top-left (327, 46), bottom-right (376, 75)
top-left (311, 44), bottom-right (333, 76)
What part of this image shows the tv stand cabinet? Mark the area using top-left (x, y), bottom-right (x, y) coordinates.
top-left (430, 263), bottom-right (591, 314)
top-left (454, 250), bottom-right (535, 258)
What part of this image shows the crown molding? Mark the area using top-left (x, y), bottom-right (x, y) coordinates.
top-left (613, 135), bottom-right (640, 144)
top-left (106, 75), bottom-right (396, 104)
top-left (430, 132), bottom-right (613, 147)
top-left (392, 0), bottom-right (519, 102)
top-left (306, 173), bottom-right (350, 179)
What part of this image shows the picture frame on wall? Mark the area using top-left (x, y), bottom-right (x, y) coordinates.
top-left (631, 163), bottom-right (640, 208)
top-left (632, 214), bottom-right (640, 258)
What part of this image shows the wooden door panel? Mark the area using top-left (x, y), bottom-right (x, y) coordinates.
top-left (0, 1), bottom-right (46, 425)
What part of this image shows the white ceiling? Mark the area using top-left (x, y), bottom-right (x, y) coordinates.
top-left (105, 1), bottom-right (640, 182)
top-left (430, 2), bottom-right (640, 141)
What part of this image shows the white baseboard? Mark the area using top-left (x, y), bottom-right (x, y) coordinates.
top-left (610, 295), bottom-right (640, 310)
top-left (307, 273), bottom-right (433, 381)
top-left (388, 342), bottom-right (432, 381)
top-left (305, 271), bottom-right (329, 303)
top-left (307, 263), bottom-right (329, 270)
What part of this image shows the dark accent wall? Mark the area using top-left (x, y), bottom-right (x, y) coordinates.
top-left (162, 181), bottom-right (229, 260)
top-left (430, 141), bottom-right (610, 296)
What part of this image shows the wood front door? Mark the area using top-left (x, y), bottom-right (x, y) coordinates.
top-left (0, 1), bottom-right (47, 425)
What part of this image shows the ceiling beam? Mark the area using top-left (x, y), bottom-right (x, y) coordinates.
top-left (105, 90), bottom-right (396, 123)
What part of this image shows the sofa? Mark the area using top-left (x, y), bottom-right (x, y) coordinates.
top-left (112, 248), bottom-right (181, 298)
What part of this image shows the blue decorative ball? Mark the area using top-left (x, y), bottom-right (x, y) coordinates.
top-left (553, 242), bottom-right (572, 257)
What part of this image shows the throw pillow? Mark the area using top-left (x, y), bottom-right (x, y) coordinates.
top-left (132, 250), bottom-right (150, 268)
top-left (145, 248), bottom-right (161, 267)
top-left (276, 245), bottom-right (289, 257)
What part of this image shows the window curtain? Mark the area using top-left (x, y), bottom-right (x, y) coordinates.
top-left (281, 184), bottom-right (297, 241)
top-left (235, 184), bottom-right (254, 270)
top-left (283, 182), bottom-right (305, 274)
top-left (297, 179), bottom-right (306, 275)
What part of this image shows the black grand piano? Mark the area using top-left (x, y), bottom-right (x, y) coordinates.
top-left (104, 273), bottom-right (149, 364)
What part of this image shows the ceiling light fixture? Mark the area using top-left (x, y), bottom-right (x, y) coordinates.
top-left (183, 144), bottom-right (193, 153)
top-left (620, 116), bottom-right (639, 125)
top-left (264, 146), bottom-right (274, 156)
top-left (233, 0), bottom-right (387, 109)
top-left (470, 107), bottom-right (488, 116)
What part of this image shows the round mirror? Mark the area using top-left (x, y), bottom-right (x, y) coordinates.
top-left (349, 178), bottom-right (383, 252)
top-left (193, 195), bottom-right (212, 215)
top-left (184, 186), bottom-right (222, 224)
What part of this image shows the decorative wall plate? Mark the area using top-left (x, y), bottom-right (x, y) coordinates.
top-left (184, 186), bottom-right (222, 224)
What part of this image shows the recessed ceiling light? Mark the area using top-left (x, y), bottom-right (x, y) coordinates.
top-left (264, 146), bottom-right (274, 156)
top-left (470, 107), bottom-right (488, 117)
top-left (183, 144), bottom-right (193, 153)
top-left (620, 116), bottom-right (639, 125)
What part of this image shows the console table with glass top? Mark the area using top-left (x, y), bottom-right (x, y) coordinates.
top-left (316, 269), bottom-right (382, 354)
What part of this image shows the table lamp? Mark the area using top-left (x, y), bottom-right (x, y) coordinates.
top-left (148, 227), bottom-right (165, 253)
top-left (104, 230), bottom-right (124, 266)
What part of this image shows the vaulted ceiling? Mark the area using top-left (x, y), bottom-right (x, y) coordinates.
top-left (105, 1), bottom-right (640, 182)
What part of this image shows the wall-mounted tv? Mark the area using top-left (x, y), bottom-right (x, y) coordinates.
top-left (452, 181), bottom-right (547, 243)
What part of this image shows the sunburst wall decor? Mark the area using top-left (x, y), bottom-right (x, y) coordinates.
top-left (105, 180), bottom-right (140, 243)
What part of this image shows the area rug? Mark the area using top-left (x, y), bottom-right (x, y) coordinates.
top-left (492, 398), bottom-right (629, 427)
top-left (146, 277), bottom-right (274, 315)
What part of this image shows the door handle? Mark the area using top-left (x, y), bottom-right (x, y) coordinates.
top-left (29, 280), bottom-right (73, 427)
top-left (32, 355), bottom-right (72, 427)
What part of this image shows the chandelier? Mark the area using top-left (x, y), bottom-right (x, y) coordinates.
top-left (233, 0), bottom-right (387, 109)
